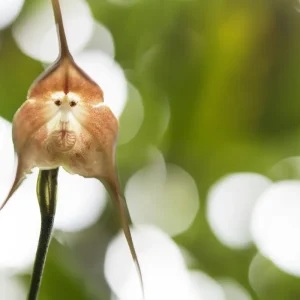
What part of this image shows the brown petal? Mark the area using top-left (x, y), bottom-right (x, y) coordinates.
top-left (13, 100), bottom-right (57, 153)
top-left (0, 156), bottom-right (31, 210)
top-left (62, 103), bottom-right (144, 297)
top-left (102, 173), bottom-right (145, 299)
top-left (61, 103), bottom-right (118, 179)
top-left (28, 59), bottom-right (104, 106)
top-left (0, 100), bottom-right (57, 210)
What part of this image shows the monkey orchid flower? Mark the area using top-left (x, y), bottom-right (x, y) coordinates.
top-left (3, 53), bottom-right (120, 201)
top-left (0, 0), bottom-right (144, 299)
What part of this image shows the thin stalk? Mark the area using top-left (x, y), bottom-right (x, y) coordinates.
top-left (27, 168), bottom-right (59, 300)
top-left (27, 216), bottom-right (54, 300)
top-left (51, 0), bottom-right (71, 59)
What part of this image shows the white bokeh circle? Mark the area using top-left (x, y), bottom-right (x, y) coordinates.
top-left (75, 50), bottom-right (127, 118)
top-left (0, 169), bottom-right (40, 271)
top-left (0, 0), bottom-right (25, 30)
top-left (189, 271), bottom-right (226, 300)
top-left (118, 83), bottom-right (144, 145)
top-left (251, 180), bottom-right (300, 276)
top-left (270, 156), bottom-right (300, 180)
top-left (125, 161), bottom-right (199, 236)
top-left (219, 279), bottom-right (252, 300)
top-left (248, 253), bottom-right (272, 298)
top-left (0, 118), bottom-right (39, 271)
top-left (104, 225), bottom-right (192, 300)
top-left (207, 173), bottom-right (272, 249)
top-left (85, 21), bottom-right (115, 58)
top-left (55, 168), bottom-right (107, 232)
top-left (12, 0), bottom-right (94, 62)
top-left (0, 272), bottom-right (26, 300)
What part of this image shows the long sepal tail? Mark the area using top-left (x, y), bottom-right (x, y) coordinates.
top-left (0, 159), bottom-right (27, 210)
top-left (102, 175), bottom-right (145, 300)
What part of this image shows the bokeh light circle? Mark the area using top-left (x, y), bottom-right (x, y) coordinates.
top-left (54, 168), bottom-right (107, 232)
top-left (125, 161), bottom-right (199, 236)
top-left (0, 119), bottom-right (40, 271)
top-left (207, 173), bottom-right (272, 249)
top-left (270, 156), bottom-right (300, 180)
top-left (85, 21), bottom-right (115, 58)
top-left (75, 50), bottom-right (127, 118)
top-left (189, 271), bottom-right (226, 300)
top-left (0, 169), bottom-right (40, 271)
top-left (0, 272), bottom-right (25, 300)
top-left (251, 180), bottom-right (300, 276)
top-left (248, 253), bottom-right (277, 299)
top-left (0, 0), bottom-right (25, 30)
top-left (118, 83), bottom-right (144, 145)
top-left (219, 279), bottom-right (252, 300)
top-left (12, 0), bottom-right (94, 62)
top-left (104, 225), bottom-right (190, 300)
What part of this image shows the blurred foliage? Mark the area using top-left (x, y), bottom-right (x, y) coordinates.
top-left (2, 0), bottom-right (300, 299)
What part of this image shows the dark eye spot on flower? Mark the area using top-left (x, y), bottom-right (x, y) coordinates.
top-left (70, 101), bottom-right (77, 107)
top-left (54, 100), bottom-right (61, 106)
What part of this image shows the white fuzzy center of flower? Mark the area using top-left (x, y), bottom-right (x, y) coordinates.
top-left (46, 92), bottom-right (83, 152)
top-left (47, 92), bottom-right (81, 129)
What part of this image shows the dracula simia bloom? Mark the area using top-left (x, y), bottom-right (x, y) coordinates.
top-left (0, 0), bottom-right (143, 298)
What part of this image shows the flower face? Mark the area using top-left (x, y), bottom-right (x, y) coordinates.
top-left (1, 0), bottom-right (144, 294)
top-left (1, 53), bottom-right (144, 297)
top-left (3, 58), bottom-right (119, 207)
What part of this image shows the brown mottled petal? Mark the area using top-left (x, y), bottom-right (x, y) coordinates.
top-left (0, 99), bottom-right (57, 210)
top-left (0, 155), bottom-right (31, 210)
top-left (13, 100), bottom-right (57, 152)
top-left (29, 60), bottom-right (104, 106)
top-left (66, 103), bottom-right (118, 178)
top-left (67, 102), bottom-right (144, 295)
top-left (67, 62), bottom-right (104, 105)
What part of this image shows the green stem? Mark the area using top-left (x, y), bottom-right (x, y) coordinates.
top-left (27, 216), bottom-right (54, 300)
top-left (27, 168), bottom-right (59, 300)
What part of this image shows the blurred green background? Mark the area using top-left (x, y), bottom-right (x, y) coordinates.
top-left (2, 0), bottom-right (300, 299)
